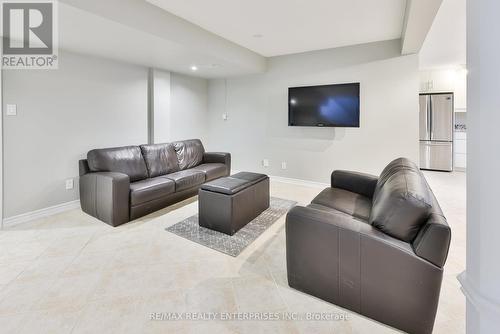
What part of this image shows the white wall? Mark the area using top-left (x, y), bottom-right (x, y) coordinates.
top-left (207, 39), bottom-right (419, 182)
top-left (2, 51), bottom-right (149, 218)
top-left (2, 52), bottom-right (210, 219)
top-left (170, 73), bottom-right (209, 143)
top-left (150, 69), bottom-right (171, 144)
top-left (149, 70), bottom-right (209, 144)
top-left (2, 40), bottom-right (417, 217)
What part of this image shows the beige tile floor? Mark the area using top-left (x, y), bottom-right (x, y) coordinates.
top-left (0, 171), bottom-right (466, 333)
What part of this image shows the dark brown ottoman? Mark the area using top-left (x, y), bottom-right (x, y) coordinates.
top-left (198, 172), bottom-right (270, 235)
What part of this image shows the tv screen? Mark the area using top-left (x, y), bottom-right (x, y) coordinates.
top-left (288, 83), bottom-right (360, 127)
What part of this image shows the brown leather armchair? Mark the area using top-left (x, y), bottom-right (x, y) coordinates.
top-left (286, 158), bottom-right (451, 334)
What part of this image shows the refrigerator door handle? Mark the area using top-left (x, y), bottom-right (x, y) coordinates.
top-left (429, 95), bottom-right (433, 140)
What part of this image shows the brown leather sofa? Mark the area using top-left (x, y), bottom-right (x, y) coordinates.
top-left (79, 139), bottom-right (230, 226)
top-left (286, 158), bottom-right (451, 334)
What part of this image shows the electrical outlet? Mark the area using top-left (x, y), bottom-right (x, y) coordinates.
top-left (262, 159), bottom-right (269, 167)
top-left (281, 161), bottom-right (287, 170)
top-left (6, 104), bottom-right (17, 116)
top-left (65, 178), bottom-right (74, 190)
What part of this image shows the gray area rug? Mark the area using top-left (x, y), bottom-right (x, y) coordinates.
top-left (166, 197), bottom-right (296, 257)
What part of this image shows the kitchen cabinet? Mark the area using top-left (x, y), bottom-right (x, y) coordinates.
top-left (454, 131), bottom-right (467, 170)
top-left (420, 69), bottom-right (456, 93)
top-left (419, 68), bottom-right (467, 112)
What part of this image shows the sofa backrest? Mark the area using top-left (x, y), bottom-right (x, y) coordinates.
top-left (140, 143), bottom-right (180, 178)
top-left (172, 139), bottom-right (205, 170)
top-left (370, 157), bottom-right (451, 267)
top-left (87, 146), bottom-right (148, 182)
top-left (372, 157), bottom-right (416, 200)
top-left (370, 158), bottom-right (433, 242)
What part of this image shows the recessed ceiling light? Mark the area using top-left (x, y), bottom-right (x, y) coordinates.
top-left (252, 34), bottom-right (263, 38)
top-left (191, 65), bottom-right (198, 71)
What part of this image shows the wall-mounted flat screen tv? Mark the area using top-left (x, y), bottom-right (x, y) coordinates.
top-left (288, 83), bottom-right (360, 127)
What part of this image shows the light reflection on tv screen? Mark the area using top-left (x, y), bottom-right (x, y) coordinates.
top-left (288, 83), bottom-right (360, 127)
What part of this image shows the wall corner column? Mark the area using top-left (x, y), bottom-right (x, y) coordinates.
top-left (148, 68), bottom-right (171, 144)
top-left (460, 0), bottom-right (500, 332)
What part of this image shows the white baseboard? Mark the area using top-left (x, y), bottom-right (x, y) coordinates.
top-left (269, 175), bottom-right (329, 189)
top-left (458, 271), bottom-right (500, 318)
top-left (0, 173), bottom-right (325, 228)
top-left (2, 200), bottom-right (81, 228)
top-left (231, 169), bottom-right (328, 189)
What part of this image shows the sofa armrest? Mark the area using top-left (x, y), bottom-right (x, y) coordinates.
top-left (412, 213), bottom-right (451, 268)
top-left (79, 172), bottom-right (130, 227)
top-left (331, 170), bottom-right (378, 198)
top-left (203, 152), bottom-right (231, 172)
top-left (286, 205), bottom-right (443, 334)
top-left (79, 159), bottom-right (90, 176)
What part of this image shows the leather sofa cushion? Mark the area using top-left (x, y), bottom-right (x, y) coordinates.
top-left (311, 188), bottom-right (372, 221)
top-left (163, 170), bottom-right (206, 192)
top-left (140, 143), bottom-right (180, 178)
top-left (87, 146), bottom-right (148, 182)
top-left (129, 177), bottom-right (175, 206)
top-left (191, 163), bottom-right (228, 181)
top-left (306, 203), bottom-right (372, 224)
top-left (173, 139), bottom-right (205, 170)
top-left (370, 166), bottom-right (433, 243)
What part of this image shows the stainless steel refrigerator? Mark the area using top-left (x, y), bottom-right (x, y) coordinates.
top-left (419, 93), bottom-right (454, 171)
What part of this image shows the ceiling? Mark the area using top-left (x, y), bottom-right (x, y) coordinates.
top-left (58, 0), bottom-right (266, 78)
top-left (419, 0), bottom-right (466, 69)
top-left (51, 0), bottom-right (440, 78)
top-left (146, 0), bottom-right (408, 57)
